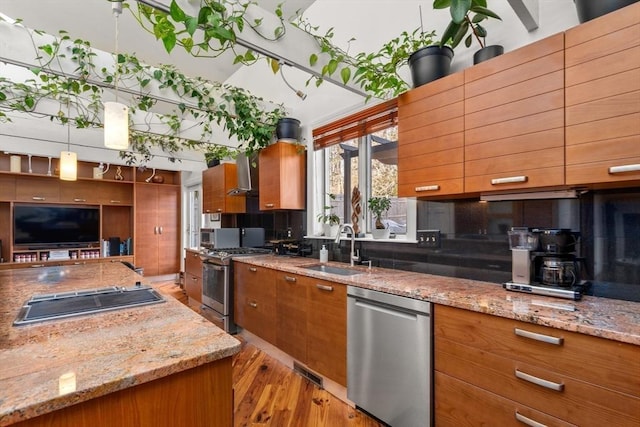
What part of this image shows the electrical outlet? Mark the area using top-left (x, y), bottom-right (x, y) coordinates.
top-left (417, 230), bottom-right (441, 248)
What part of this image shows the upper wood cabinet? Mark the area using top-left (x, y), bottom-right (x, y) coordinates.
top-left (258, 141), bottom-right (305, 210)
top-left (15, 177), bottom-right (60, 202)
top-left (565, 2), bottom-right (640, 186)
top-left (398, 73), bottom-right (465, 198)
top-left (464, 33), bottom-right (566, 194)
top-left (202, 163), bottom-right (246, 214)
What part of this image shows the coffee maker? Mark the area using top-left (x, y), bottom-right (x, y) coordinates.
top-left (504, 227), bottom-right (589, 300)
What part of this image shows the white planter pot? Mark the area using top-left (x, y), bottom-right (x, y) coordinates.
top-left (371, 228), bottom-right (390, 239)
top-left (323, 224), bottom-right (340, 238)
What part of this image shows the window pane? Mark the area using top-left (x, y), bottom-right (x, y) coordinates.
top-left (327, 139), bottom-right (358, 223)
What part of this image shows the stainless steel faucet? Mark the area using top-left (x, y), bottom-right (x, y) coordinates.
top-left (335, 224), bottom-right (360, 267)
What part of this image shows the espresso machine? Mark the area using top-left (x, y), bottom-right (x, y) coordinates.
top-left (504, 227), bottom-right (589, 300)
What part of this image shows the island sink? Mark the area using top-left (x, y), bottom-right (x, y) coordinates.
top-left (302, 264), bottom-right (364, 276)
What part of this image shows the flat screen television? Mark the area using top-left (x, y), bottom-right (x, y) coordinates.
top-left (13, 204), bottom-right (100, 248)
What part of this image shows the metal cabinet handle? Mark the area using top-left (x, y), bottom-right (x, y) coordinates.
top-left (30, 264), bottom-right (45, 268)
top-left (32, 196), bottom-right (45, 201)
top-left (265, 203), bottom-right (275, 208)
top-left (109, 200), bottom-right (121, 204)
top-left (249, 302), bottom-right (258, 308)
top-left (515, 369), bottom-right (564, 392)
top-left (415, 185), bottom-right (440, 192)
top-left (216, 208), bottom-right (222, 212)
top-left (491, 175), bottom-right (527, 185)
top-left (514, 328), bottom-right (563, 345)
top-left (284, 276), bottom-right (297, 282)
top-left (191, 276), bottom-right (198, 281)
top-left (609, 164), bottom-right (640, 174)
top-left (73, 198), bottom-right (86, 202)
top-left (154, 226), bottom-right (158, 234)
top-left (515, 411), bottom-right (547, 427)
top-left (159, 226), bottom-right (163, 234)
top-left (249, 267), bottom-right (257, 272)
top-left (316, 284), bottom-right (334, 292)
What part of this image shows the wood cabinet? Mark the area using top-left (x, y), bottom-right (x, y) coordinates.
top-left (134, 183), bottom-right (180, 276)
top-left (275, 271), bottom-right (308, 363)
top-left (184, 249), bottom-right (203, 304)
top-left (202, 163), bottom-right (246, 214)
top-left (234, 263), bottom-right (276, 345)
top-left (565, 2), bottom-right (640, 186)
top-left (397, 72), bottom-right (465, 198)
top-left (258, 141), bottom-right (305, 210)
top-left (434, 304), bottom-right (640, 426)
top-left (16, 176), bottom-right (60, 202)
top-left (464, 33), bottom-right (566, 194)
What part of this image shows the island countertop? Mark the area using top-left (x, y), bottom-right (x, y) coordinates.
top-left (0, 263), bottom-right (241, 426)
top-left (234, 255), bottom-right (640, 346)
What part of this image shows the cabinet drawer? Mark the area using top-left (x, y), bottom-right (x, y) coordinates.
top-left (185, 250), bottom-right (203, 278)
top-left (0, 175), bottom-right (16, 200)
top-left (234, 264), bottom-right (276, 344)
top-left (435, 372), bottom-right (574, 427)
top-left (16, 177), bottom-right (59, 202)
top-left (59, 180), bottom-right (99, 204)
top-left (436, 336), bottom-right (640, 425)
top-left (184, 274), bottom-right (202, 303)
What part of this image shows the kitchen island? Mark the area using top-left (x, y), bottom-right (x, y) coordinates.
top-left (0, 262), bottom-right (241, 427)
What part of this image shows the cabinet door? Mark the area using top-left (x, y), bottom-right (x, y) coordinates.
top-left (202, 164), bottom-right (245, 214)
top-left (306, 278), bottom-right (347, 386)
top-left (234, 263), bottom-right (276, 344)
top-left (156, 185), bottom-right (180, 275)
top-left (134, 185), bottom-right (159, 276)
top-left (97, 182), bottom-right (134, 205)
top-left (59, 180), bottom-right (100, 204)
top-left (565, 3), bottom-right (640, 185)
top-left (275, 272), bottom-right (308, 363)
top-left (15, 177), bottom-right (59, 202)
top-left (464, 34), bottom-right (566, 193)
top-left (259, 142), bottom-right (305, 210)
top-left (184, 250), bottom-right (203, 303)
top-left (398, 72), bottom-right (465, 198)
top-left (0, 175), bottom-right (16, 201)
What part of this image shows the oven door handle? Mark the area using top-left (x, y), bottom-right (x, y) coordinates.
top-left (204, 263), bottom-right (225, 271)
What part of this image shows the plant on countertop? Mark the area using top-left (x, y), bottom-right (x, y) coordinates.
top-left (317, 193), bottom-right (340, 226)
top-left (434, 0), bottom-right (501, 50)
top-left (368, 196), bottom-right (391, 229)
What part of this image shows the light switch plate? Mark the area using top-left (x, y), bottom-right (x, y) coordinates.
top-left (417, 230), bottom-right (441, 248)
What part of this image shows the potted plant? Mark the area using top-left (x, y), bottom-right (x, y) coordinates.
top-left (276, 117), bottom-right (301, 142)
top-left (434, 0), bottom-right (503, 65)
top-left (204, 144), bottom-right (237, 167)
top-left (317, 193), bottom-right (341, 237)
top-left (368, 196), bottom-right (391, 239)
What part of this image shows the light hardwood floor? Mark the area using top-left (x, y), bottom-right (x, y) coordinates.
top-left (156, 281), bottom-right (384, 427)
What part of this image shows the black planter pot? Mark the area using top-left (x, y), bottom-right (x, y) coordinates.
top-left (408, 45), bottom-right (454, 88)
top-left (473, 45), bottom-right (504, 65)
top-left (574, 0), bottom-right (639, 23)
top-left (276, 117), bottom-right (301, 142)
top-left (207, 159), bottom-right (220, 168)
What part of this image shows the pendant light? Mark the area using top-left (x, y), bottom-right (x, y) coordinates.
top-left (104, 1), bottom-right (129, 150)
top-left (60, 87), bottom-right (77, 181)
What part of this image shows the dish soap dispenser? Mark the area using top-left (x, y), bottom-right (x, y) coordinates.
top-left (319, 245), bottom-right (328, 263)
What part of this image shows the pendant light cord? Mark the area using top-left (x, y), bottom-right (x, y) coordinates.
top-left (113, 2), bottom-right (122, 103)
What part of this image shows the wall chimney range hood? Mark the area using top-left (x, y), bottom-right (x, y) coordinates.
top-left (227, 152), bottom-right (253, 196)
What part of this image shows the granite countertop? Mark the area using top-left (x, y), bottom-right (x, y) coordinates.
top-left (235, 255), bottom-right (640, 346)
top-left (0, 263), bottom-right (241, 426)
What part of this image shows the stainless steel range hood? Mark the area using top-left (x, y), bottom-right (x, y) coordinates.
top-left (227, 152), bottom-right (253, 195)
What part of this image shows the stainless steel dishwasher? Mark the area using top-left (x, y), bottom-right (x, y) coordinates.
top-left (347, 286), bottom-right (432, 427)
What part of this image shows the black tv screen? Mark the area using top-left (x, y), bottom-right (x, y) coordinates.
top-left (14, 204), bottom-right (100, 248)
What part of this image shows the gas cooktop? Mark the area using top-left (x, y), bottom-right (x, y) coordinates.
top-left (202, 247), bottom-right (272, 264)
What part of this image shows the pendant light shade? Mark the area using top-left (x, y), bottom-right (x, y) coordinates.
top-left (104, 101), bottom-right (129, 149)
top-left (59, 151), bottom-right (77, 181)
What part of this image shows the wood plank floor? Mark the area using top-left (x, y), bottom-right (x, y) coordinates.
top-left (156, 281), bottom-right (384, 427)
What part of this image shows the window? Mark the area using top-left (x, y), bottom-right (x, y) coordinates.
top-left (313, 100), bottom-right (408, 237)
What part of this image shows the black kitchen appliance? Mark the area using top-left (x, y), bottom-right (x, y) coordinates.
top-left (504, 228), bottom-right (590, 300)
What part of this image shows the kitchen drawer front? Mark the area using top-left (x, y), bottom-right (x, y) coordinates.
top-left (184, 273), bottom-right (202, 303)
top-left (185, 250), bottom-right (203, 278)
top-left (435, 372), bottom-right (575, 427)
top-left (434, 305), bottom-right (640, 397)
top-left (436, 336), bottom-right (640, 426)
top-left (234, 264), bottom-right (276, 344)
top-left (15, 177), bottom-right (59, 202)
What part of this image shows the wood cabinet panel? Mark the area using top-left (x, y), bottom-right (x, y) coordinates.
top-left (15, 177), bottom-right (59, 202)
top-left (398, 72), bottom-right (465, 198)
top-left (96, 181), bottom-right (134, 205)
top-left (258, 142), bottom-right (305, 210)
top-left (435, 372), bottom-right (574, 427)
top-left (234, 264), bottom-right (276, 345)
top-left (0, 175), bottom-right (16, 201)
top-left (185, 249), bottom-right (203, 303)
top-left (202, 164), bottom-right (246, 214)
top-left (59, 180), bottom-right (100, 204)
top-left (275, 272), bottom-right (308, 363)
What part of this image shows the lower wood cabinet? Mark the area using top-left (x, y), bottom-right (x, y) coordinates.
top-left (234, 263), bottom-right (277, 345)
top-left (275, 271), bottom-right (308, 363)
top-left (434, 304), bottom-right (640, 426)
top-left (184, 249), bottom-right (203, 304)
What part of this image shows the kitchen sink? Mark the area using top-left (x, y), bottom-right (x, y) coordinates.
top-left (302, 264), bottom-right (364, 276)
top-left (13, 285), bottom-right (165, 326)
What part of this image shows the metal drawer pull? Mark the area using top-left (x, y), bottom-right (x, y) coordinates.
top-left (514, 328), bottom-right (563, 345)
top-left (73, 198), bottom-right (86, 202)
top-left (609, 164), bottom-right (640, 174)
top-left (515, 369), bottom-right (564, 391)
top-left (32, 196), bottom-right (45, 201)
top-left (491, 176), bottom-right (527, 185)
top-left (415, 185), bottom-right (440, 192)
top-left (265, 203), bottom-right (275, 208)
top-left (316, 284), bottom-right (334, 292)
top-left (249, 267), bottom-right (257, 272)
top-left (216, 208), bottom-right (222, 212)
top-left (249, 302), bottom-right (258, 308)
top-left (515, 411), bottom-right (547, 427)
top-left (110, 200), bottom-right (121, 204)
top-left (30, 264), bottom-right (45, 268)
top-left (158, 227), bottom-right (163, 234)
top-left (285, 276), bottom-right (297, 282)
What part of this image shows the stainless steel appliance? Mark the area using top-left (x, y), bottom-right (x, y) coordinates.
top-left (200, 228), bottom-right (240, 249)
top-left (504, 227), bottom-right (589, 300)
top-left (240, 227), bottom-right (265, 248)
top-left (201, 247), bottom-right (271, 333)
top-left (347, 286), bottom-right (432, 427)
